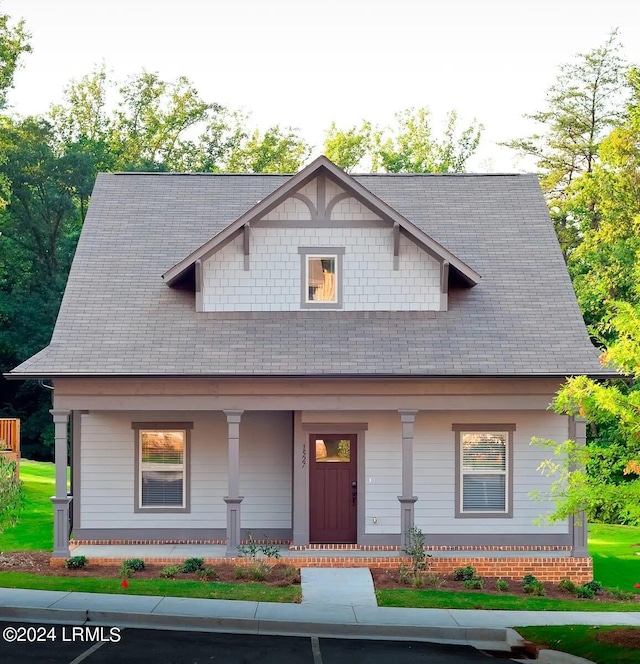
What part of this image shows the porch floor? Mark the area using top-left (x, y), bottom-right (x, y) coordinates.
top-left (68, 544), bottom-right (572, 560)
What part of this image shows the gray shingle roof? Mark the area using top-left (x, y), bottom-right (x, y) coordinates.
top-left (10, 171), bottom-right (606, 377)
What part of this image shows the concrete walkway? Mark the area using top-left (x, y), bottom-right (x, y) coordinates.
top-left (301, 568), bottom-right (377, 606)
top-left (1, 586), bottom-right (639, 661)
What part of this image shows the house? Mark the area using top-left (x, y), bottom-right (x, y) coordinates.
top-left (9, 156), bottom-right (608, 580)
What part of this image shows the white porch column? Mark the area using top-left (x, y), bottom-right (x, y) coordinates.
top-left (223, 410), bottom-right (244, 556)
top-left (397, 409), bottom-right (418, 548)
top-left (569, 415), bottom-right (589, 557)
top-left (50, 409), bottom-right (72, 558)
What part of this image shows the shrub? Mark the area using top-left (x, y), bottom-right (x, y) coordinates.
top-left (238, 532), bottom-right (282, 561)
top-left (65, 555), bottom-right (88, 570)
top-left (523, 580), bottom-right (546, 596)
top-left (576, 584), bottom-right (595, 599)
top-left (122, 558), bottom-right (145, 572)
top-left (160, 565), bottom-right (181, 579)
top-left (247, 561), bottom-right (270, 581)
top-left (558, 578), bottom-right (578, 594)
top-left (234, 565), bottom-right (247, 579)
top-left (0, 457), bottom-right (23, 533)
top-left (522, 574), bottom-right (537, 586)
top-left (119, 564), bottom-right (134, 578)
top-left (463, 578), bottom-right (484, 590)
top-left (453, 565), bottom-right (477, 581)
top-left (610, 588), bottom-right (635, 601)
top-left (282, 564), bottom-right (298, 579)
top-left (495, 578), bottom-right (509, 592)
top-left (181, 557), bottom-right (205, 573)
top-left (422, 572), bottom-right (444, 588)
top-left (198, 567), bottom-right (218, 581)
top-left (582, 580), bottom-right (604, 594)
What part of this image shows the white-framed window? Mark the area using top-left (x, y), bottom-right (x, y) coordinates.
top-left (298, 247), bottom-right (344, 309)
top-left (453, 425), bottom-right (514, 518)
top-left (132, 423), bottom-right (191, 512)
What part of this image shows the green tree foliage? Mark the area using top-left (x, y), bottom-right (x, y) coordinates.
top-left (0, 7), bottom-right (30, 109)
top-left (533, 301), bottom-right (640, 525)
top-left (0, 456), bottom-right (23, 532)
top-left (323, 108), bottom-right (482, 173)
top-left (503, 31), bottom-right (630, 256)
top-left (566, 68), bottom-right (640, 331)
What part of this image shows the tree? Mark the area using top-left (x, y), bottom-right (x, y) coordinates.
top-left (324, 121), bottom-right (373, 172)
top-left (533, 300), bottom-right (640, 525)
top-left (0, 6), bottom-right (30, 109)
top-left (565, 68), bottom-right (640, 331)
top-left (0, 456), bottom-right (22, 533)
top-left (323, 109), bottom-right (482, 174)
top-left (503, 31), bottom-right (630, 256)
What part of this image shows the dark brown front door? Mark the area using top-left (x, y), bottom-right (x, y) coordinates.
top-left (309, 434), bottom-right (357, 543)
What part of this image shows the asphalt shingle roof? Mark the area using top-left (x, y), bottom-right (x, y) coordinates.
top-left (11, 171), bottom-right (606, 377)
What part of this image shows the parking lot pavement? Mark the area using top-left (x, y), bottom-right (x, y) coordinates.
top-left (0, 622), bottom-right (505, 663)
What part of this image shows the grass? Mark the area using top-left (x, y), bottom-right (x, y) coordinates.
top-left (515, 625), bottom-right (640, 664)
top-left (0, 460), bottom-right (55, 551)
top-left (0, 572), bottom-right (300, 603)
top-left (376, 588), bottom-right (640, 612)
top-left (589, 523), bottom-right (640, 590)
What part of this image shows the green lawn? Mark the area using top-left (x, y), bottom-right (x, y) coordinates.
top-left (515, 625), bottom-right (640, 664)
top-left (0, 460), bottom-right (55, 551)
top-left (0, 572), bottom-right (300, 603)
top-left (590, 523), bottom-right (640, 590)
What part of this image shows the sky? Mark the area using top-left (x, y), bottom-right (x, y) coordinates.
top-left (3, 0), bottom-right (640, 171)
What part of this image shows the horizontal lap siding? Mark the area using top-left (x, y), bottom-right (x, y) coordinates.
top-left (240, 412), bottom-right (292, 529)
top-left (413, 411), bottom-right (568, 534)
top-left (80, 411), bottom-right (228, 529)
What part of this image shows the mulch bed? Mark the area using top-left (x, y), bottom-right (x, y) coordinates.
top-left (0, 551), bottom-right (300, 586)
top-left (595, 627), bottom-right (640, 649)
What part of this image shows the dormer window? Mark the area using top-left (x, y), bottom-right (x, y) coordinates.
top-left (299, 247), bottom-right (345, 309)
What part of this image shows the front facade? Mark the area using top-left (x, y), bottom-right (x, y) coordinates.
top-left (11, 157), bottom-right (605, 578)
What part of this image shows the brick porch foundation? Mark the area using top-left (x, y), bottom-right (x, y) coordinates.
top-left (56, 551), bottom-right (593, 584)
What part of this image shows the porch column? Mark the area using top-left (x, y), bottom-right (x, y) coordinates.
top-left (569, 415), bottom-right (589, 557)
top-left (397, 409), bottom-right (418, 548)
top-left (50, 409), bottom-right (72, 558)
top-left (223, 410), bottom-right (244, 557)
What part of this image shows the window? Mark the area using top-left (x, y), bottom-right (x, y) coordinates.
top-left (133, 422), bottom-right (192, 512)
top-left (453, 424), bottom-right (514, 518)
top-left (298, 247), bottom-right (344, 309)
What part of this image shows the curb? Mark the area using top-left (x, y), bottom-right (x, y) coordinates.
top-left (0, 605), bottom-right (513, 649)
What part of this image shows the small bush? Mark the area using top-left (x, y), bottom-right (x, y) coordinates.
top-left (398, 563), bottom-right (412, 585)
top-left (234, 565), bottom-right (247, 579)
top-left (122, 558), bottom-right (145, 572)
top-left (558, 578), bottom-right (578, 594)
top-left (119, 564), bottom-right (134, 578)
top-left (463, 578), bottom-right (484, 590)
top-left (522, 574), bottom-right (537, 586)
top-left (576, 584), bottom-right (595, 599)
top-left (523, 580), bottom-right (546, 596)
top-left (453, 565), bottom-right (477, 581)
top-left (247, 561), bottom-right (271, 581)
top-left (181, 557), bottom-right (205, 573)
top-left (198, 567), bottom-right (218, 581)
top-left (282, 564), bottom-right (298, 579)
top-left (495, 578), bottom-right (509, 592)
top-left (160, 565), bottom-right (181, 579)
top-left (610, 588), bottom-right (635, 601)
top-left (65, 555), bottom-right (88, 570)
top-left (582, 580), bottom-right (604, 595)
top-left (422, 572), bottom-right (444, 588)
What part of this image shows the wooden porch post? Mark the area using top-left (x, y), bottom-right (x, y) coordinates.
top-left (50, 409), bottom-right (71, 558)
top-left (397, 409), bottom-right (418, 548)
top-left (223, 410), bottom-right (244, 557)
top-left (569, 415), bottom-right (589, 557)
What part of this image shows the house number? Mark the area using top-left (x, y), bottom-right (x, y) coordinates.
top-left (302, 443), bottom-right (307, 468)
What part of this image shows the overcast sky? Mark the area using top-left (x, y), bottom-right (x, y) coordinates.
top-left (4, 0), bottom-right (639, 171)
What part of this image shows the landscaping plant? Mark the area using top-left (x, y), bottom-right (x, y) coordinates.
top-left (64, 555), bottom-right (88, 570)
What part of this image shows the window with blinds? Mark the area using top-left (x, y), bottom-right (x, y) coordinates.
top-left (461, 432), bottom-right (507, 513)
top-left (139, 430), bottom-right (185, 508)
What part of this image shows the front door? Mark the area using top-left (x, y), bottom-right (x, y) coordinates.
top-left (309, 434), bottom-right (357, 543)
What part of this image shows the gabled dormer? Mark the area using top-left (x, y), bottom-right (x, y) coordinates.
top-left (162, 156), bottom-right (480, 312)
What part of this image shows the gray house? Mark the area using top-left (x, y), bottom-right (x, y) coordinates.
top-left (10, 156), bottom-right (606, 577)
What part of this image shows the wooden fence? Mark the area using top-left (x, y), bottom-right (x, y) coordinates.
top-left (0, 418), bottom-right (20, 475)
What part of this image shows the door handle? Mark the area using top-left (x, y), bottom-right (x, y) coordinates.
top-left (351, 481), bottom-right (357, 505)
